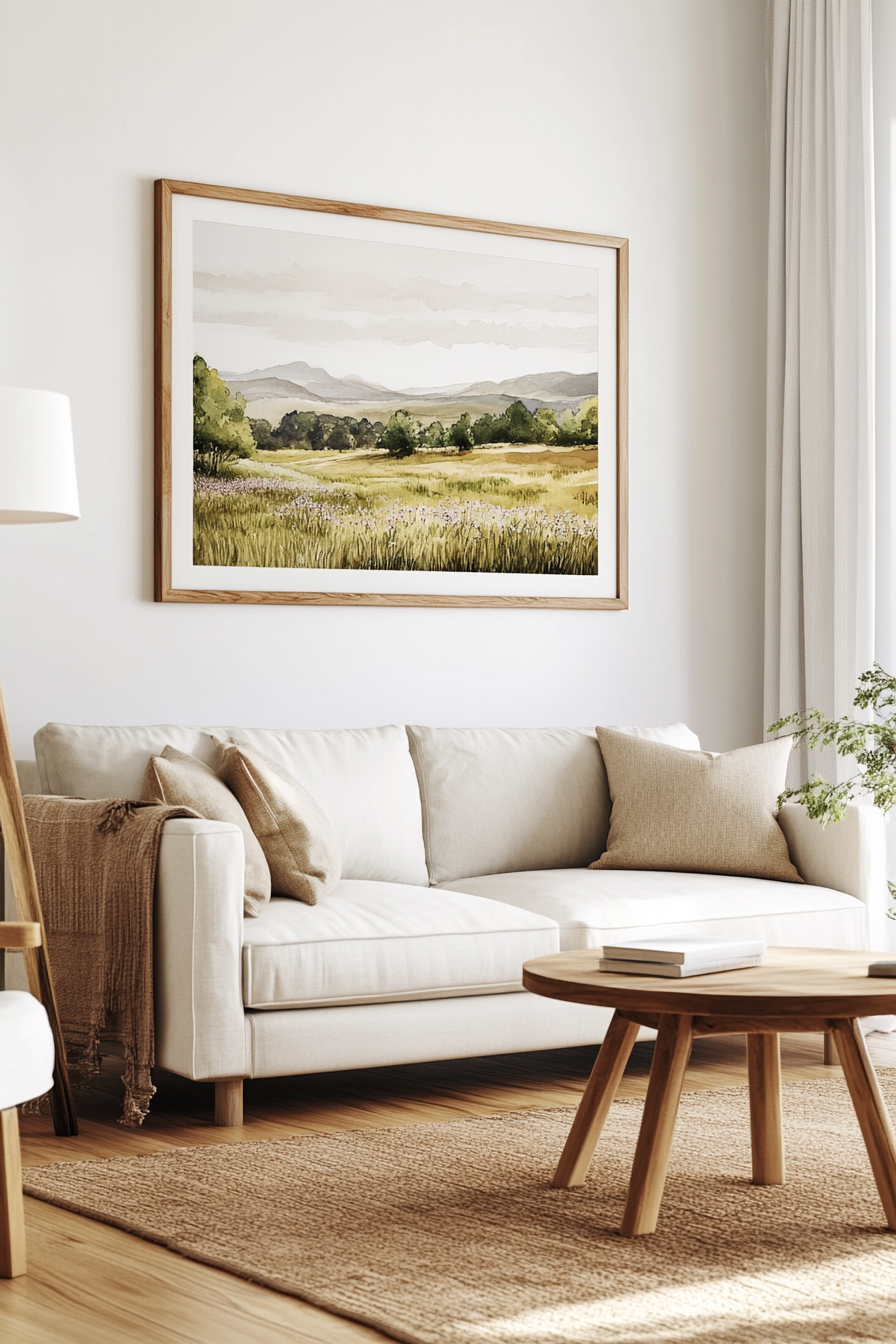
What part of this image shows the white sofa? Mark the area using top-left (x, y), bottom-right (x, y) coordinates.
top-left (19, 721), bottom-right (888, 1125)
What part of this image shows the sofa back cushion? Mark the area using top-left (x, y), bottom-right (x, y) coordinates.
top-left (406, 726), bottom-right (603, 885)
top-left (34, 722), bottom-right (428, 886)
top-left (211, 737), bottom-right (342, 905)
top-left (231, 727), bottom-right (427, 886)
top-left (407, 723), bottom-right (703, 886)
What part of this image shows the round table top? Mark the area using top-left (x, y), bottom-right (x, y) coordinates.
top-left (522, 947), bottom-right (896, 1019)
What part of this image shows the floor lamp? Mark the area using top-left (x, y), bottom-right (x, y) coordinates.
top-left (0, 388), bottom-right (79, 1137)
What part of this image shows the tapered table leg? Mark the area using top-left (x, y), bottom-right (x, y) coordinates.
top-left (620, 1013), bottom-right (693, 1237)
top-left (831, 1017), bottom-right (896, 1230)
top-left (747, 1032), bottom-right (785, 1185)
top-left (552, 1012), bottom-right (640, 1188)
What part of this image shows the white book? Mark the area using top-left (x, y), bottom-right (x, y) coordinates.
top-left (601, 937), bottom-right (766, 966)
top-left (598, 955), bottom-right (763, 978)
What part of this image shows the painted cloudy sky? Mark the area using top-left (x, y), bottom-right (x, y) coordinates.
top-left (193, 220), bottom-right (599, 391)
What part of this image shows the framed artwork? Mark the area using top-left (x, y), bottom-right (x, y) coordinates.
top-left (154, 179), bottom-right (628, 608)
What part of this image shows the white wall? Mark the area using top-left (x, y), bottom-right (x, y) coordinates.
top-left (0, 0), bottom-right (768, 759)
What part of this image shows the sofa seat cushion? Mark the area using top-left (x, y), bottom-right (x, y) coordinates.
top-left (436, 869), bottom-right (867, 951)
top-left (241, 880), bottom-right (559, 1009)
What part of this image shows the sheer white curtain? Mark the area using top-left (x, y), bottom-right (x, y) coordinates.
top-left (765, 0), bottom-right (875, 784)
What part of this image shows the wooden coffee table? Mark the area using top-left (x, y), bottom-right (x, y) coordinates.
top-left (522, 947), bottom-right (896, 1237)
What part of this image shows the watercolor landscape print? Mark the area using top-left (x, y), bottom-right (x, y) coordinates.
top-left (156, 183), bottom-right (627, 606)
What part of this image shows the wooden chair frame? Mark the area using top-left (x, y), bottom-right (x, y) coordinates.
top-left (0, 683), bottom-right (77, 1136)
top-left (0, 920), bottom-right (42, 1277)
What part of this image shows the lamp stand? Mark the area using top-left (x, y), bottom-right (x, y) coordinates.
top-left (0, 681), bottom-right (77, 1136)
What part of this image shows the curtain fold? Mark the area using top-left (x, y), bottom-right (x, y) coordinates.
top-left (765, 0), bottom-right (875, 783)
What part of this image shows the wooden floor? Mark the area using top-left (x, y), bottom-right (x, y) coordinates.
top-left (4, 1030), bottom-right (896, 1344)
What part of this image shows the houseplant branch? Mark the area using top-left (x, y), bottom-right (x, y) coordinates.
top-left (770, 663), bottom-right (896, 914)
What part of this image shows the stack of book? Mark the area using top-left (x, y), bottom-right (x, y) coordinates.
top-left (598, 938), bottom-right (765, 978)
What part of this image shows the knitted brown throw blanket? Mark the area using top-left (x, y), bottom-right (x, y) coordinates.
top-left (23, 796), bottom-right (199, 1126)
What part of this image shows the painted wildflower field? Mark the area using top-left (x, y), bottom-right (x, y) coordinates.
top-left (192, 356), bottom-right (599, 575)
top-left (193, 441), bottom-right (598, 576)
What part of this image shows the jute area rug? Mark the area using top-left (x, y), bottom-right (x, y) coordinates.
top-left (24, 1076), bottom-right (896, 1344)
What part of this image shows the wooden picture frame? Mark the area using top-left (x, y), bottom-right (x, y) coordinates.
top-left (155, 179), bottom-right (628, 609)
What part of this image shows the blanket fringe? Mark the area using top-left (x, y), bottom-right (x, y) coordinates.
top-left (97, 799), bottom-right (140, 834)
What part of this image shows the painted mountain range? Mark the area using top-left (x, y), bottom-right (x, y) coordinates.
top-left (220, 361), bottom-right (598, 410)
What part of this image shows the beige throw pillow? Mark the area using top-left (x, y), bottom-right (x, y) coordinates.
top-left (141, 745), bottom-right (271, 917)
top-left (212, 738), bottom-right (341, 905)
top-left (590, 728), bottom-right (802, 882)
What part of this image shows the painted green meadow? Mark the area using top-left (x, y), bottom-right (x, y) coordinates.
top-left (192, 356), bottom-right (599, 575)
top-left (194, 444), bottom-right (598, 575)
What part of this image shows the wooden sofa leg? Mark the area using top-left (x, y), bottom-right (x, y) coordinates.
top-left (215, 1078), bottom-right (244, 1127)
top-left (0, 1107), bottom-right (26, 1277)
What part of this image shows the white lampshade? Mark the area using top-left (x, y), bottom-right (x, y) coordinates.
top-left (0, 387), bottom-right (79, 523)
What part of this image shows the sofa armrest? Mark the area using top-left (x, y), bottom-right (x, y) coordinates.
top-left (154, 817), bottom-right (249, 1080)
top-left (778, 803), bottom-right (888, 948)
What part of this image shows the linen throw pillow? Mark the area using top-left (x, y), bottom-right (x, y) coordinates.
top-left (141, 745), bottom-right (271, 916)
top-left (590, 728), bottom-right (803, 882)
top-left (211, 737), bottom-right (341, 905)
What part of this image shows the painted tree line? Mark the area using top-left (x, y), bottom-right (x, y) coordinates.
top-left (193, 355), bottom-right (598, 475)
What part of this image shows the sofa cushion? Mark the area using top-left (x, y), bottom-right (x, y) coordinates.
top-left (592, 729), bottom-right (801, 882)
top-left (141, 746), bottom-right (271, 917)
top-left (406, 723), bottom-right (702, 886)
top-left (436, 869), bottom-right (866, 952)
top-left (212, 737), bottom-right (341, 905)
top-left (34, 722), bottom-right (428, 886)
top-left (231, 727), bottom-right (427, 886)
top-left (240, 880), bottom-right (559, 1009)
top-left (606, 722), bottom-right (701, 749)
top-left (407, 726), bottom-right (605, 885)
